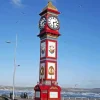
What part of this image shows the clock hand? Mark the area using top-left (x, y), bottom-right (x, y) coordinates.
top-left (53, 22), bottom-right (57, 28)
top-left (53, 22), bottom-right (56, 28)
top-left (53, 22), bottom-right (54, 28)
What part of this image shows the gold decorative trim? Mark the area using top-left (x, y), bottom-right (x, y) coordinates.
top-left (47, 34), bottom-right (59, 38)
top-left (50, 86), bottom-right (58, 89)
top-left (40, 33), bottom-right (59, 39)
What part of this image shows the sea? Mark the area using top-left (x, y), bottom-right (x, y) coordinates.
top-left (0, 90), bottom-right (100, 99)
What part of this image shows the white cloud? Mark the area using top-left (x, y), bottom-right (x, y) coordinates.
top-left (11, 0), bottom-right (23, 7)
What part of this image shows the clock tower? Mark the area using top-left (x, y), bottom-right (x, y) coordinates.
top-left (34, 1), bottom-right (61, 100)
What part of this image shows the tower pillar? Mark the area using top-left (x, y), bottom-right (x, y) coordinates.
top-left (34, 1), bottom-right (61, 100)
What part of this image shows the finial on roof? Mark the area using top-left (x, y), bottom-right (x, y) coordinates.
top-left (42, 0), bottom-right (58, 11)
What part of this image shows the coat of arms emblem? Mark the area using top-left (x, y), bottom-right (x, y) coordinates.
top-left (49, 66), bottom-right (54, 75)
top-left (49, 45), bottom-right (55, 54)
top-left (40, 66), bottom-right (44, 75)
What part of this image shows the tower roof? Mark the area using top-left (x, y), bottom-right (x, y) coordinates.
top-left (42, 1), bottom-right (58, 12)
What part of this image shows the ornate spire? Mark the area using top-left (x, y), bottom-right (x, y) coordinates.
top-left (42, 1), bottom-right (58, 11)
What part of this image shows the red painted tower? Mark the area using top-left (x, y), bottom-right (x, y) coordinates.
top-left (34, 1), bottom-right (61, 100)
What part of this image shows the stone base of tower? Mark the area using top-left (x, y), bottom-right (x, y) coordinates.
top-left (34, 84), bottom-right (61, 100)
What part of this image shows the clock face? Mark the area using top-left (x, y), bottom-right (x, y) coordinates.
top-left (39, 16), bottom-right (46, 30)
top-left (47, 16), bottom-right (60, 30)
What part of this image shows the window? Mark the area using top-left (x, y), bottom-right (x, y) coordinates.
top-left (50, 92), bottom-right (58, 98)
top-left (36, 91), bottom-right (40, 97)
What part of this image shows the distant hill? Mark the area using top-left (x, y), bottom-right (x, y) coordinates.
top-left (0, 85), bottom-right (33, 91)
top-left (91, 88), bottom-right (100, 93)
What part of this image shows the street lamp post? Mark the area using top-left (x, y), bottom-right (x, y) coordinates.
top-left (12, 33), bottom-right (17, 100)
top-left (6, 34), bottom-right (18, 100)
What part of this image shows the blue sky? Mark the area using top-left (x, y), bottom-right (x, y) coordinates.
top-left (0, 0), bottom-right (100, 88)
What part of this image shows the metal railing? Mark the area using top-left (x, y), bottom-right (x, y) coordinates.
top-left (62, 97), bottom-right (100, 100)
top-left (1, 94), bottom-right (100, 100)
